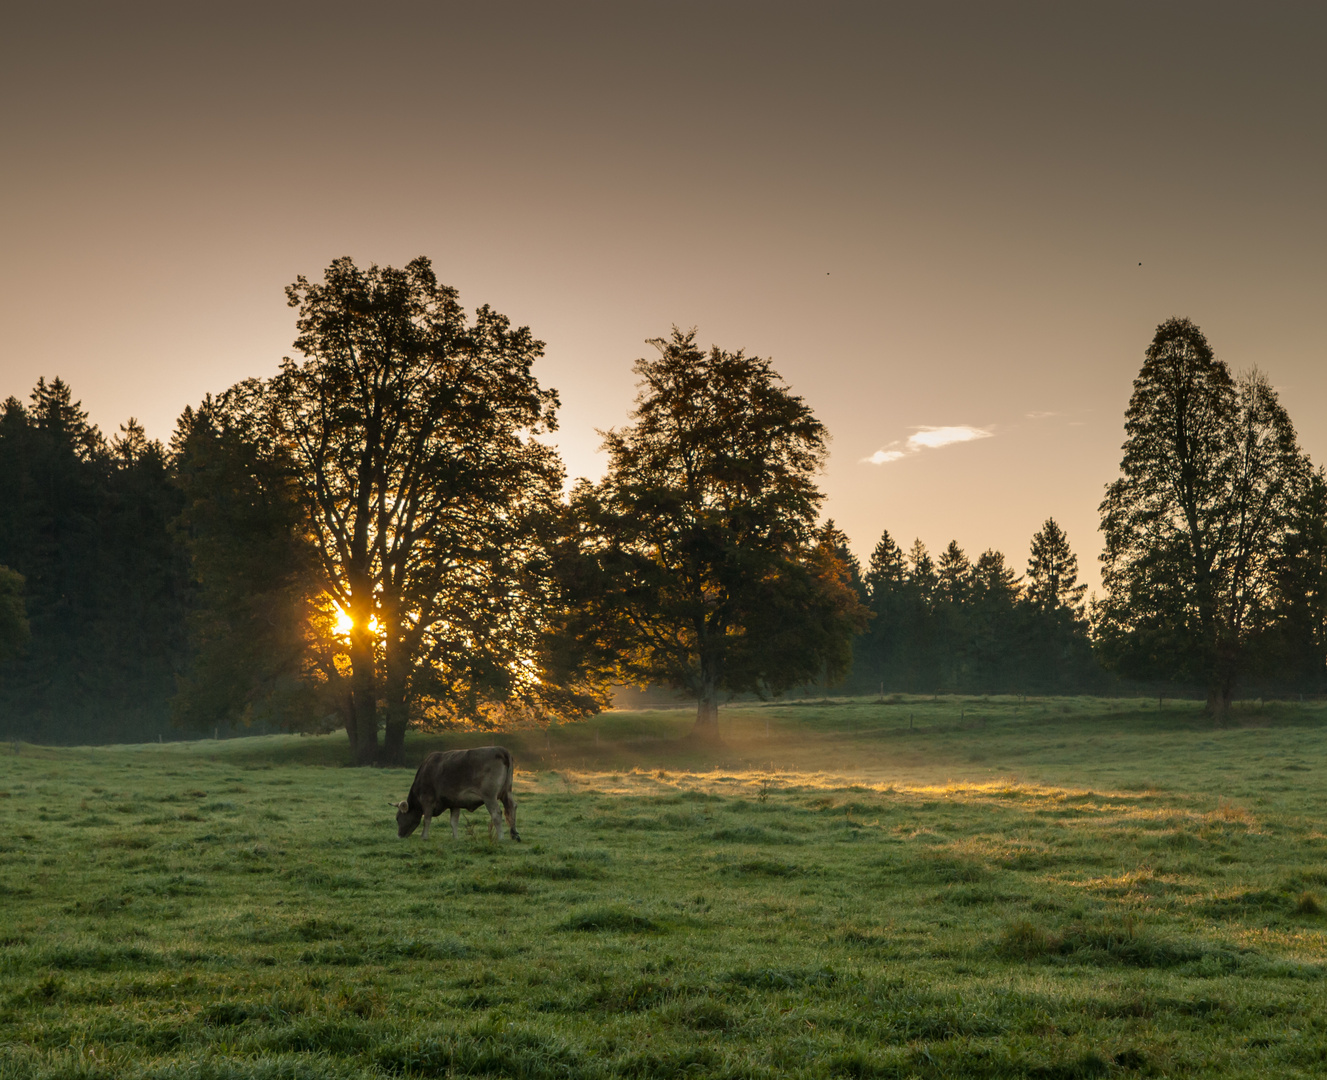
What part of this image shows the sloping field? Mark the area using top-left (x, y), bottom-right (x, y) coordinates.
top-left (2, 695), bottom-right (1327, 1078)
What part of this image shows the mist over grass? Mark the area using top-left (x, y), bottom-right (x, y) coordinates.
top-left (3, 696), bottom-right (1327, 1078)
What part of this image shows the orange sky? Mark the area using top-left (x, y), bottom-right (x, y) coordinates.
top-left (2, 2), bottom-right (1323, 591)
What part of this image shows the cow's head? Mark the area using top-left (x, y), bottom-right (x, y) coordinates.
top-left (394, 798), bottom-right (422, 838)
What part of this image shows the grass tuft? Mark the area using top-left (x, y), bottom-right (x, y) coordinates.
top-left (558, 906), bottom-right (659, 932)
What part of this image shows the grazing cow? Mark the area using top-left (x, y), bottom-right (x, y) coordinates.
top-left (394, 746), bottom-right (520, 842)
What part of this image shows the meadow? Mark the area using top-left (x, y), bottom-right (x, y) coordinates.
top-left (3, 695), bottom-right (1327, 1079)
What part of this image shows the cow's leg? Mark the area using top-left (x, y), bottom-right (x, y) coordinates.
top-left (485, 798), bottom-right (504, 841)
top-left (450, 808), bottom-right (461, 840)
top-left (421, 809), bottom-right (432, 841)
top-left (502, 791), bottom-right (520, 842)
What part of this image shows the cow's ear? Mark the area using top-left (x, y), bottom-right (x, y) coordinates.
top-left (397, 800), bottom-right (409, 813)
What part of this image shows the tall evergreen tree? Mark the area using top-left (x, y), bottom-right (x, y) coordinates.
top-left (903, 540), bottom-right (940, 689)
top-left (1249, 467), bottom-right (1327, 689)
top-left (1026, 518), bottom-right (1087, 617)
top-left (1098, 319), bottom-right (1307, 713)
top-left (0, 566), bottom-right (28, 663)
top-left (859, 529), bottom-right (907, 689)
top-left (934, 541), bottom-right (973, 688)
top-left (967, 549), bottom-right (1021, 689)
top-left (0, 380), bottom-right (188, 742)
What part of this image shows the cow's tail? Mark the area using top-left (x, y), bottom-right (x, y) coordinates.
top-left (501, 747), bottom-right (520, 841)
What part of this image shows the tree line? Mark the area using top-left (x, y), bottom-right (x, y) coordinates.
top-left (1, 262), bottom-right (1323, 755)
top-left (844, 520), bottom-right (1099, 696)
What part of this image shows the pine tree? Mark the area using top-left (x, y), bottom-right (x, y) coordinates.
top-left (1097, 318), bottom-right (1307, 713)
top-left (968, 549), bottom-right (1021, 690)
top-left (1026, 518), bottom-right (1087, 617)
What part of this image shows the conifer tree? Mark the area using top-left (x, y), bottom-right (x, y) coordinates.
top-left (1098, 319), bottom-right (1307, 713)
top-left (1026, 518), bottom-right (1087, 617)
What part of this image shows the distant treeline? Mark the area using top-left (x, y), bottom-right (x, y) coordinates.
top-left (0, 383), bottom-right (188, 742)
top-left (838, 523), bottom-right (1102, 697)
top-left (1, 266), bottom-right (1324, 747)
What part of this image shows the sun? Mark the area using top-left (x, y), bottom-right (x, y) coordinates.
top-left (332, 604), bottom-right (380, 638)
top-left (333, 605), bottom-right (354, 636)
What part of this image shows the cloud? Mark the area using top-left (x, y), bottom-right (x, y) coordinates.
top-left (861, 424), bottom-right (993, 465)
top-left (1025, 410), bottom-right (1059, 419)
top-left (906, 425), bottom-right (992, 450)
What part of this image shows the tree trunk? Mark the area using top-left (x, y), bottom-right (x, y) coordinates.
top-left (382, 695), bottom-right (408, 767)
top-left (348, 631), bottom-right (378, 765)
top-left (693, 694), bottom-right (720, 739)
top-left (340, 692), bottom-right (359, 758)
top-left (690, 645), bottom-right (724, 740)
top-left (1206, 684), bottom-right (1233, 723)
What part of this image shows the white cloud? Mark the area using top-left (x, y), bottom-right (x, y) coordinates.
top-left (861, 424), bottom-right (993, 465)
top-left (906, 425), bottom-right (992, 450)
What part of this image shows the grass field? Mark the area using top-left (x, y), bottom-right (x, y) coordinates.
top-left (3, 695), bottom-right (1327, 1078)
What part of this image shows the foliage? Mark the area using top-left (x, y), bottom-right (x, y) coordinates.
top-left (854, 524), bottom-right (1098, 694)
top-left (573, 328), bottom-right (868, 733)
top-left (1097, 318), bottom-right (1309, 711)
top-left (0, 564), bottom-right (29, 663)
top-left (227, 256), bottom-right (568, 764)
top-left (170, 397), bottom-right (330, 733)
top-left (5, 697), bottom-right (1327, 1077)
top-left (0, 380), bottom-right (188, 743)
top-left (1251, 468), bottom-right (1327, 690)
top-left (1027, 517), bottom-right (1088, 617)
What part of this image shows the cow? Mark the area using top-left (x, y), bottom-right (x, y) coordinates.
top-left (394, 746), bottom-right (520, 842)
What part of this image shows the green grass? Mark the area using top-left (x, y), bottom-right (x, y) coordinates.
top-left (3, 694), bottom-right (1327, 1078)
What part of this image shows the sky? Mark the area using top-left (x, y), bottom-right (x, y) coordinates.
top-left (2, 1), bottom-right (1324, 591)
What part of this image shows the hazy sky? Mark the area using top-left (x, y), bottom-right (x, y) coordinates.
top-left (3, 2), bottom-right (1324, 589)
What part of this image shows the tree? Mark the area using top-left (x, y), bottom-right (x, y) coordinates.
top-left (1247, 467), bottom-right (1327, 690)
top-left (932, 541), bottom-right (973, 688)
top-left (235, 256), bottom-right (566, 764)
top-left (1026, 518), bottom-right (1087, 617)
top-left (859, 529), bottom-right (907, 689)
top-left (580, 328), bottom-right (867, 736)
top-left (170, 397), bottom-right (329, 733)
top-left (1018, 521), bottom-right (1096, 692)
top-left (0, 566), bottom-right (28, 663)
top-left (966, 549), bottom-right (1021, 689)
top-left (0, 380), bottom-right (189, 743)
top-left (1097, 318), bottom-right (1307, 714)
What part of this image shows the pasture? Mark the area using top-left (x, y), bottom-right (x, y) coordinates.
top-left (3, 695), bottom-right (1327, 1079)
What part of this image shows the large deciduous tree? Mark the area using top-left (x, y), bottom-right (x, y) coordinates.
top-left (1097, 317), bottom-right (1307, 714)
top-left (577, 328), bottom-right (867, 736)
top-left (235, 256), bottom-right (565, 764)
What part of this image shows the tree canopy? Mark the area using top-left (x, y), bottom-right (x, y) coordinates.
top-left (572, 328), bottom-right (868, 734)
top-left (0, 380), bottom-right (187, 743)
top-left (219, 256), bottom-right (570, 763)
top-left (0, 565), bottom-right (29, 664)
top-left (1096, 318), bottom-right (1308, 712)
